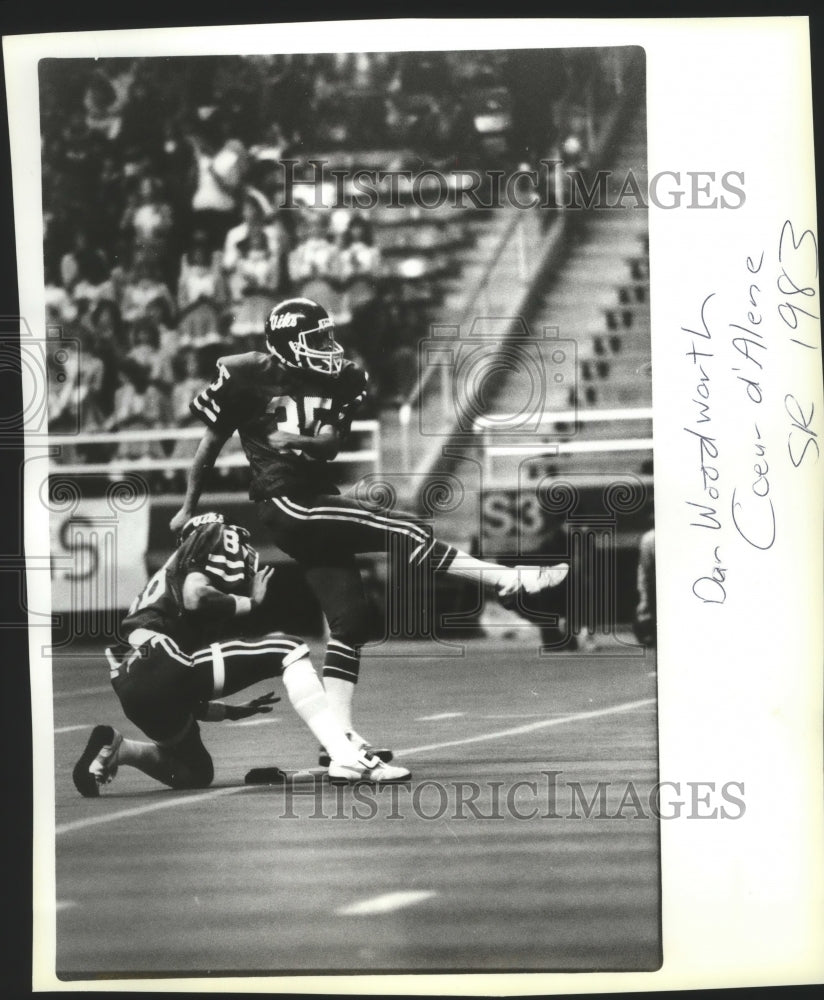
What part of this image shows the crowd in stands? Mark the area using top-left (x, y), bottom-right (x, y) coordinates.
top-left (41, 49), bottom-right (632, 467)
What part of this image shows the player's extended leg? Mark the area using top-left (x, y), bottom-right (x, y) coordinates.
top-left (260, 493), bottom-right (569, 605)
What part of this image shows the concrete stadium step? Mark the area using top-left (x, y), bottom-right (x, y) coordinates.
top-left (588, 347), bottom-right (653, 368)
top-left (566, 240), bottom-right (647, 259)
top-left (415, 99), bottom-right (655, 459)
top-left (548, 290), bottom-right (626, 308)
top-left (486, 449), bottom-right (652, 484)
top-left (585, 384), bottom-right (653, 408)
top-left (570, 220), bottom-right (648, 239)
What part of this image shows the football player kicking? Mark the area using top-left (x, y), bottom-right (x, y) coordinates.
top-left (169, 298), bottom-right (569, 764)
top-left (72, 511), bottom-right (410, 797)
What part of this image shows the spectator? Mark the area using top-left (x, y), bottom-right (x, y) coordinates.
top-left (228, 228), bottom-right (281, 301)
top-left (126, 317), bottom-right (175, 392)
top-left (189, 129), bottom-right (248, 250)
top-left (222, 188), bottom-right (287, 272)
top-left (164, 346), bottom-right (207, 489)
top-left (248, 121), bottom-right (289, 167)
top-left (96, 151), bottom-right (127, 246)
top-left (178, 230), bottom-right (226, 311)
top-left (60, 229), bottom-right (111, 302)
top-left (116, 63), bottom-right (166, 162)
top-left (124, 176), bottom-right (175, 266)
top-left (157, 119), bottom-right (195, 221)
top-left (120, 256), bottom-right (175, 325)
top-left (227, 228), bottom-right (282, 337)
top-left (45, 282), bottom-right (78, 328)
top-left (88, 299), bottom-right (126, 417)
top-left (287, 214), bottom-right (339, 284)
top-left (169, 346), bottom-right (205, 429)
top-left (49, 325), bottom-right (109, 462)
top-left (337, 215), bottom-right (381, 283)
top-left (104, 358), bottom-right (167, 462)
top-left (144, 294), bottom-right (180, 363)
top-left (83, 65), bottom-right (131, 141)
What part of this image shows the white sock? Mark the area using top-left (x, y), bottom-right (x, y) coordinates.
top-left (282, 657), bottom-right (359, 765)
top-left (322, 675), bottom-right (355, 732)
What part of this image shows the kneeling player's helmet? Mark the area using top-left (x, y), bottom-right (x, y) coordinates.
top-left (265, 298), bottom-right (343, 376)
top-left (178, 511), bottom-right (232, 544)
top-left (178, 512), bottom-right (259, 578)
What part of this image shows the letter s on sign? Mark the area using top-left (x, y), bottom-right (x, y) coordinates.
top-left (58, 516), bottom-right (98, 582)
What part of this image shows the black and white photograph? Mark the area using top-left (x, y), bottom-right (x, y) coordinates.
top-left (3, 14), bottom-right (822, 994)
top-left (38, 42), bottom-right (658, 978)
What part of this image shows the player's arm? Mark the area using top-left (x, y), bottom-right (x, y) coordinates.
top-left (267, 365), bottom-right (367, 459)
top-left (196, 691), bottom-right (280, 722)
top-left (181, 565), bottom-right (274, 617)
top-left (266, 424), bottom-right (341, 460)
top-left (170, 360), bottom-right (243, 534)
top-left (169, 427), bottom-right (232, 534)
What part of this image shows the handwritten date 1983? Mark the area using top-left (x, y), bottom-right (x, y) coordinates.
top-left (777, 220), bottom-right (818, 349)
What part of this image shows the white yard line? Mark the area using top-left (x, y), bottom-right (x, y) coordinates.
top-left (481, 713), bottom-right (561, 719)
top-left (337, 891), bottom-right (436, 916)
top-left (56, 698), bottom-right (655, 835)
top-left (235, 717), bottom-right (280, 727)
top-left (396, 698), bottom-right (656, 756)
top-left (54, 724), bottom-right (92, 735)
top-left (414, 712), bottom-right (465, 722)
top-left (53, 685), bottom-right (112, 700)
top-left (56, 785), bottom-right (248, 836)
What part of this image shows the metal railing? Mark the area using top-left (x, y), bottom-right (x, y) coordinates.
top-left (48, 420), bottom-right (381, 478)
top-left (398, 207), bottom-right (563, 473)
top-left (473, 407), bottom-right (653, 482)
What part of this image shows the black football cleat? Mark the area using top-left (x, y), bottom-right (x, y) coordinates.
top-left (72, 725), bottom-right (122, 798)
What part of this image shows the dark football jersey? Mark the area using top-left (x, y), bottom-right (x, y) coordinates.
top-left (190, 352), bottom-right (368, 500)
top-left (122, 522), bottom-right (258, 653)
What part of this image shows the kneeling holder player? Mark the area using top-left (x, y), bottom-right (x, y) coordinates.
top-left (72, 512), bottom-right (410, 796)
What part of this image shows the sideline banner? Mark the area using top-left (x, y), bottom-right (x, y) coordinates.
top-left (49, 498), bottom-right (150, 613)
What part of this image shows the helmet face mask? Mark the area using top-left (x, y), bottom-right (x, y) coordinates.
top-left (266, 298), bottom-right (343, 375)
top-left (243, 539), bottom-right (260, 578)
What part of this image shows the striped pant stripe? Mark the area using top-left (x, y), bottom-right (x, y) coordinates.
top-left (323, 641), bottom-right (361, 685)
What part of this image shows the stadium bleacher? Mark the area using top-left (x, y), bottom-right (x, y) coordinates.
top-left (42, 49), bottom-right (637, 474)
top-left (43, 47), bottom-right (652, 639)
